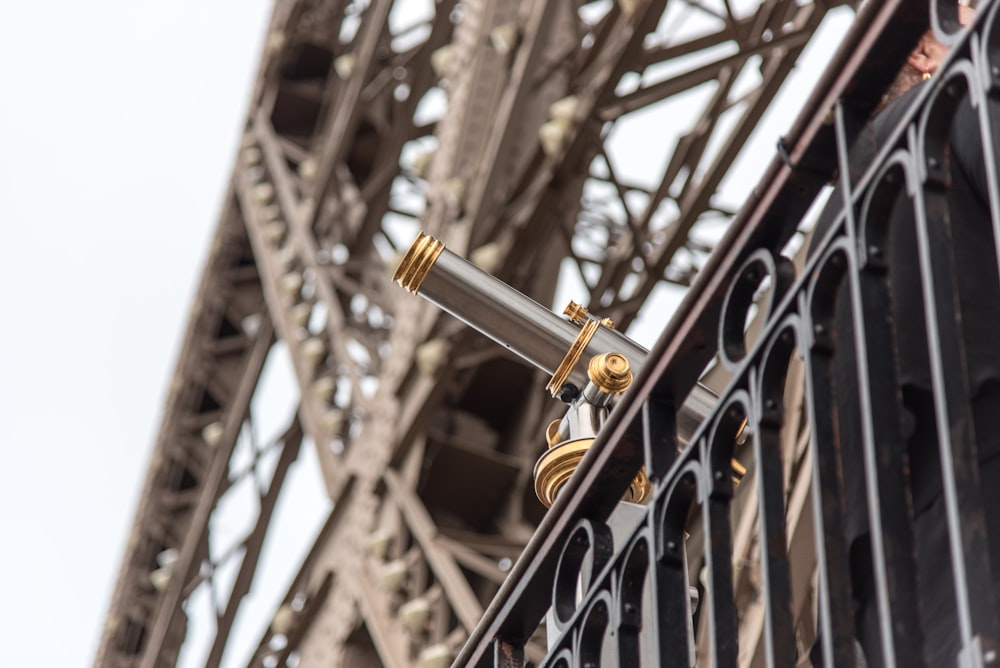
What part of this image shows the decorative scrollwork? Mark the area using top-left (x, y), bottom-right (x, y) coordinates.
top-left (551, 519), bottom-right (614, 630)
top-left (718, 249), bottom-right (795, 370)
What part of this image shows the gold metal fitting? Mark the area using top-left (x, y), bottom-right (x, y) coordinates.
top-left (393, 231), bottom-right (445, 294)
top-left (533, 438), bottom-right (651, 507)
top-left (545, 419), bottom-right (562, 446)
top-left (534, 438), bottom-right (592, 507)
top-left (545, 318), bottom-right (615, 397)
top-left (735, 417), bottom-right (749, 446)
top-left (628, 468), bottom-right (652, 504)
top-left (731, 458), bottom-right (747, 485)
top-left (587, 352), bottom-right (633, 394)
top-left (563, 301), bottom-right (589, 325)
top-left (546, 318), bottom-right (601, 397)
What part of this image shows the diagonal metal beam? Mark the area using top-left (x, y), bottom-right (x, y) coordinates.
top-left (383, 469), bottom-right (485, 633)
top-left (305, 0), bottom-right (394, 231)
top-left (205, 419), bottom-right (304, 667)
top-left (600, 26), bottom-right (813, 120)
top-left (139, 318), bottom-right (275, 668)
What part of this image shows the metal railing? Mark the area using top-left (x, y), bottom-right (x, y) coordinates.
top-left (453, 0), bottom-right (1000, 665)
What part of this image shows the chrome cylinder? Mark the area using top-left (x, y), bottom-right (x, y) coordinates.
top-left (394, 232), bottom-right (647, 392)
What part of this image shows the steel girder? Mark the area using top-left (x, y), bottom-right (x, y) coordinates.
top-left (96, 0), bottom-right (851, 666)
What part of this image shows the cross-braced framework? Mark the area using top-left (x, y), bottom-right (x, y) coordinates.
top-left (96, 0), bottom-right (852, 666)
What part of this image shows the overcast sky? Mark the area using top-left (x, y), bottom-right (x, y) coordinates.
top-left (0, 2), bottom-right (273, 664)
top-left (0, 2), bottom-right (854, 666)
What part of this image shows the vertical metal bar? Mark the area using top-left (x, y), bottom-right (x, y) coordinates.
top-left (643, 396), bottom-right (678, 479)
top-left (702, 474), bottom-right (739, 668)
top-left (654, 477), bottom-right (697, 668)
top-left (754, 348), bottom-right (797, 666)
top-left (803, 286), bottom-right (858, 667)
top-left (830, 91), bottom-right (922, 666)
top-left (493, 637), bottom-right (524, 668)
top-left (912, 121), bottom-right (1000, 658)
top-left (971, 23), bottom-right (1000, 281)
top-left (850, 223), bottom-right (925, 668)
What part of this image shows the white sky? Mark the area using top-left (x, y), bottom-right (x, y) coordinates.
top-left (0, 2), bottom-right (854, 666)
top-left (0, 1), bottom-right (272, 664)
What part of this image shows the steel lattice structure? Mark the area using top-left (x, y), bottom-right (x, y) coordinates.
top-left (96, 0), bottom-right (852, 666)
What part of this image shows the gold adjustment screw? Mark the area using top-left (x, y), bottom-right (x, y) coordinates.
top-left (563, 300), bottom-right (589, 325)
top-left (588, 352), bottom-right (633, 394)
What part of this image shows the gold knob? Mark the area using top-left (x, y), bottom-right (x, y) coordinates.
top-left (587, 352), bottom-right (633, 394)
top-left (534, 438), bottom-right (593, 507)
top-left (533, 437), bottom-right (652, 507)
top-left (563, 301), bottom-right (589, 325)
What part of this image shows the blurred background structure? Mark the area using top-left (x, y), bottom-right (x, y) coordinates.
top-left (91, 0), bottom-right (861, 666)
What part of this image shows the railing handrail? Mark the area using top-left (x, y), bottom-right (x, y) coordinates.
top-left (454, 1), bottom-right (930, 665)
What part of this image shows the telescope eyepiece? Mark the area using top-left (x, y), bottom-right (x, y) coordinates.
top-left (393, 231), bottom-right (445, 294)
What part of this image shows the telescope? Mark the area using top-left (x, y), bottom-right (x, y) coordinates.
top-left (393, 232), bottom-right (722, 507)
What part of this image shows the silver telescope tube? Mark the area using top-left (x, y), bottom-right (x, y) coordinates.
top-left (393, 232), bottom-right (717, 442)
top-left (394, 232), bottom-right (647, 392)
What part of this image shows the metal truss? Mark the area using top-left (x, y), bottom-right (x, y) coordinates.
top-left (96, 0), bottom-right (851, 666)
top-left (456, 1), bottom-right (1000, 665)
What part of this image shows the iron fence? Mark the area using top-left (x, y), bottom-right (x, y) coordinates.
top-left (456, 0), bottom-right (1000, 665)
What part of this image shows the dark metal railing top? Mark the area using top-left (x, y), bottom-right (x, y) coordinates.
top-left (456, 0), bottom-right (1000, 666)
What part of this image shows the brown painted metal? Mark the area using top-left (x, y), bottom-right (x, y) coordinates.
top-left (94, 201), bottom-right (272, 667)
top-left (95, 0), bottom-right (853, 665)
top-left (204, 421), bottom-right (303, 666)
